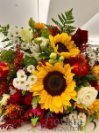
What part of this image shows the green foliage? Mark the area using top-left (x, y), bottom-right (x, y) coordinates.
top-left (39, 44), bottom-right (52, 60)
top-left (41, 28), bottom-right (50, 38)
top-left (23, 55), bottom-right (37, 67)
top-left (64, 106), bottom-right (75, 114)
top-left (7, 64), bottom-right (16, 81)
top-left (28, 18), bottom-right (35, 29)
top-left (0, 50), bottom-right (15, 63)
top-left (0, 24), bottom-right (9, 36)
top-left (52, 9), bottom-right (75, 34)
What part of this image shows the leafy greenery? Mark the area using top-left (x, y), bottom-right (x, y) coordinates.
top-left (0, 50), bottom-right (15, 63)
top-left (41, 28), bottom-right (50, 38)
top-left (0, 24), bottom-right (9, 36)
top-left (52, 9), bottom-right (75, 34)
top-left (23, 55), bottom-right (37, 67)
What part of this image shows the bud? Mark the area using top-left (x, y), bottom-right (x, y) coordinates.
top-left (50, 53), bottom-right (57, 60)
top-left (58, 56), bottom-right (64, 62)
top-left (48, 59), bottom-right (56, 64)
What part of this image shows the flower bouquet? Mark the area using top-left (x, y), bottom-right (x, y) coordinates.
top-left (0, 9), bottom-right (99, 131)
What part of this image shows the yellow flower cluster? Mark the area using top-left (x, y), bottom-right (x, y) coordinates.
top-left (92, 65), bottom-right (99, 81)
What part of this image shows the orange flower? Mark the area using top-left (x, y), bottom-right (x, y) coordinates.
top-left (34, 23), bottom-right (45, 29)
top-left (92, 65), bottom-right (99, 80)
top-left (0, 62), bottom-right (9, 78)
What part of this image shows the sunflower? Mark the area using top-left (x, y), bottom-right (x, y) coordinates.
top-left (49, 33), bottom-right (80, 58)
top-left (30, 62), bottom-right (76, 113)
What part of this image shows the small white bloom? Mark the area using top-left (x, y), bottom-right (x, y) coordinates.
top-left (30, 44), bottom-right (40, 53)
top-left (78, 113), bottom-right (86, 126)
top-left (28, 75), bottom-right (37, 85)
top-left (17, 70), bottom-right (27, 81)
top-left (86, 46), bottom-right (93, 53)
top-left (96, 56), bottom-right (99, 62)
top-left (32, 52), bottom-right (41, 61)
top-left (88, 52), bottom-right (96, 59)
top-left (23, 81), bottom-right (32, 91)
top-left (69, 111), bottom-right (78, 120)
top-left (27, 65), bottom-right (35, 73)
top-left (0, 94), bottom-right (10, 106)
top-left (77, 86), bottom-right (98, 107)
top-left (21, 42), bottom-right (30, 50)
top-left (13, 78), bottom-right (22, 89)
top-left (89, 60), bottom-right (95, 67)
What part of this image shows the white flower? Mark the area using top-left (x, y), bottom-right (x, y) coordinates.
top-left (89, 60), bottom-right (95, 67)
top-left (23, 81), bottom-right (32, 91)
top-left (77, 86), bottom-right (98, 107)
top-left (17, 70), bottom-right (27, 81)
top-left (96, 56), bottom-right (99, 62)
top-left (28, 75), bottom-right (37, 85)
top-left (88, 52), bottom-right (96, 59)
top-left (69, 111), bottom-right (79, 128)
top-left (0, 94), bottom-right (10, 106)
top-left (86, 46), bottom-right (93, 53)
top-left (13, 78), bottom-right (22, 89)
top-left (27, 65), bottom-right (35, 73)
top-left (30, 44), bottom-right (40, 53)
top-left (35, 37), bottom-right (49, 50)
top-left (78, 113), bottom-right (86, 126)
top-left (32, 52), bottom-right (41, 61)
top-left (21, 42), bottom-right (30, 50)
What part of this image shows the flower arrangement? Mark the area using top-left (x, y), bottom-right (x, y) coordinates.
top-left (0, 9), bottom-right (99, 131)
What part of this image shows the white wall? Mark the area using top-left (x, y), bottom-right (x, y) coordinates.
top-left (47, 0), bottom-right (99, 27)
top-left (0, 0), bottom-right (39, 26)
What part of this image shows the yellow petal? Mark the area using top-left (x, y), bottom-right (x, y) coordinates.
top-left (52, 96), bottom-right (62, 108)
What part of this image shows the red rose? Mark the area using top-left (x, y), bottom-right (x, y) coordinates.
top-left (72, 28), bottom-right (88, 51)
top-left (90, 80), bottom-right (99, 91)
top-left (40, 116), bottom-right (59, 129)
top-left (24, 92), bottom-right (33, 105)
top-left (8, 91), bottom-right (22, 104)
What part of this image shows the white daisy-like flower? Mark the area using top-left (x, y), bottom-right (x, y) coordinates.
top-left (21, 42), bottom-right (30, 50)
top-left (30, 44), bottom-right (40, 53)
top-left (78, 113), bottom-right (86, 126)
top-left (23, 81), bottom-right (32, 91)
top-left (13, 78), bottom-right (22, 89)
top-left (17, 70), bottom-right (27, 81)
top-left (89, 60), bottom-right (95, 67)
top-left (86, 46), bottom-right (93, 53)
top-left (27, 65), bottom-right (35, 73)
top-left (27, 75), bottom-right (37, 85)
top-left (0, 94), bottom-right (10, 106)
top-left (69, 111), bottom-right (78, 120)
top-left (88, 52), bottom-right (96, 59)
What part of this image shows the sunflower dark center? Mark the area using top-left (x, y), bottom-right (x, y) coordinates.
top-left (55, 42), bottom-right (68, 52)
top-left (43, 71), bottom-right (66, 96)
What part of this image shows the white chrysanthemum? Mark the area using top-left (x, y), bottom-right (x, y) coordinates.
top-left (27, 75), bottom-right (37, 85)
top-left (27, 65), bottom-right (35, 73)
top-left (0, 94), bottom-right (10, 106)
top-left (8, 26), bottom-right (20, 39)
top-left (13, 78), bottom-right (22, 89)
top-left (69, 111), bottom-right (79, 128)
top-left (78, 113), bottom-right (86, 126)
top-left (35, 37), bottom-right (49, 50)
top-left (86, 46), bottom-right (93, 53)
top-left (23, 81), bottom-right (32, 91)
top-left (30, 44), bottom-right (40, 53)
top-left (17, 70), bottom-right (27, 81)
top-left (88, 52), bottom-right (96, 59)
top-left (21, 42), bottom-right (30, 50)
top-left (77, 86), bottom-right (98, 107)
top-left (89, 60), bottom-right (95, 67)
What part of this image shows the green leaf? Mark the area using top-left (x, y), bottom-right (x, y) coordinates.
top-left (23, 55), bottom-right (37, 67)
top-left (52, 9), bottom-right (76, 34)
top-left (2, 38), bottom-right (9, 42)
top-left (41, 28), bottom-right (50, 38)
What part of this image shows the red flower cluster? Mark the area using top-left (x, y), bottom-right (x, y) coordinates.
top-left (72, 28), bottom-right (88, 51)
top-left (69, 54), bottom-right (90, 76)
top-left (48, 26), bottom-right (60, 36)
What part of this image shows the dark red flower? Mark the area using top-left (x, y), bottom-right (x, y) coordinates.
top-left (0, 80), bottom-right (9, 97)
top-left (69, 54), bottom-right (90, 76)
top-left (40, 116), bottom-right (59, 129)
top-left (90, 80), bottom-right (99, 91)
top-left (24, 92), bottom-right (33, 105)
top-left (32, 106), bottom-right (44, 117)
top-left (8, 91), bottom-right (22, 104)
top-left (72, 28), bottom-right (88, 51)
top-left (0, 62), bottom-right (9, 78)
top-left (48, 26), bottom-right (60, 36)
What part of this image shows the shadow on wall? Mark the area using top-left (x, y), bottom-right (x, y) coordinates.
top-left (47, 0), bottom-right (99, 27)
